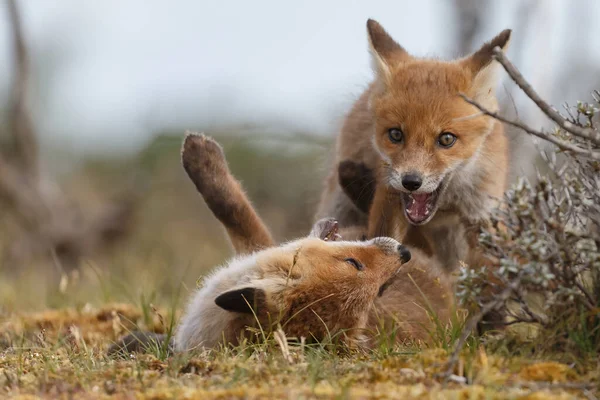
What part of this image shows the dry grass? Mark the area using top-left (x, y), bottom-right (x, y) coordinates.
top-left (1, 303), bottom-right (597, 399)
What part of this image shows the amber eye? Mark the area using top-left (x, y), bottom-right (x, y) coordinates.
top-left (438, 132), bottom-right (457, 148)
top-left (388, 128), bottom-right (404, 144)
top-left (345, 258), bottom-right (364, 271)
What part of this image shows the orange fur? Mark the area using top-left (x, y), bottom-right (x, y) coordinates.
top-left (317, 20), bottom-right (511, 272)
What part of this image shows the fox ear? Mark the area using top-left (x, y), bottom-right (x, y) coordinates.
top-left (461, 29), bottom-right (512, 109)
top-left (215, 287), bottom-right (266, 314)
top-left (367, 19), bottom-right (410, 80)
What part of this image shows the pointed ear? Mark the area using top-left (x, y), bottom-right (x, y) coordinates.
top-left (461, 29), bottom-right (512, 108)
top-left (367, 19), bottom-right (410, 80)
top-left (215, 287), bottom-right (266, 314)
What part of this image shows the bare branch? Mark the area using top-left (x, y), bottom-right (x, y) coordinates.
top-left (492, 47), bottom-right (600, 145)
top-left (0, 0), bottom-right (139, 272)
top-left (460, 94), bottom-right (600, 160)
top-left (7, 0), bottom-right (38, 178)
top-left (574, 280), bottom-right (596, 310)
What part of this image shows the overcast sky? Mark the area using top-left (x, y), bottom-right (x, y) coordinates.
top-left (0, 1), bottom-right (599, 154)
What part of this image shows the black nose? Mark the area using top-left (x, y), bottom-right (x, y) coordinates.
top-left (402, 174), bottom-right (422, 191)
top-left (397, 245), bottom-right (411, 263)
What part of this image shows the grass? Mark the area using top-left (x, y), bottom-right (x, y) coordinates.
top-left (1, 300), bottom-right (598, 398)
top-left (0, 132), bottom-right (598, 398)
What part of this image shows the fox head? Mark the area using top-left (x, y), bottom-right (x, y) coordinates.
top-left (212, 219), bottom-right (411, 345)
top-left (367, 19), bottom-right (511, 225)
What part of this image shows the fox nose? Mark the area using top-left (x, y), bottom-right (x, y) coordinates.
top-left (397, 244), bottom-right (411, 263)
top-left (402, 174), bottom-right (422, 191)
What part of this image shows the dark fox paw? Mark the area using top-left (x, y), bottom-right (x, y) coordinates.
top-left (181, 132), bottom-right (229, 194)
top-left (338, 160), bottom-right (376, 214)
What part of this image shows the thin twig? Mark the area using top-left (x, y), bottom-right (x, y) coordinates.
top-left (492, 47), bottom-right (600, 146)
top-left (574, 281), bottom-right (596, 310)
top-left (460, 94), bottom-right (600, 160)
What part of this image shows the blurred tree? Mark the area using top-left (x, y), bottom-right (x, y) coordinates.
top-left (453, 0), bottom-right (492, 56)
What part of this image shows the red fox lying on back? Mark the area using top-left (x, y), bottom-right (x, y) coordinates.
top-left (108, 134), bottom-right (454, 354)
top-left (317, 20), bottom-right (511, 270)
top-left (174, 134), bottom-right (453, 351)
top-left (175, 217), bottom-right (413, 350)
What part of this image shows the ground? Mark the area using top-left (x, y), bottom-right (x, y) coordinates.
top-left (0, 303), bottom-right (597, 399)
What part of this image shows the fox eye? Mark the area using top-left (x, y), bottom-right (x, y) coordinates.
top-left (388, 128), bottom-right (404, 144)
top-left (438, 132), bottom-right (457, 148)
top-left (344, 258), bottom-right (364, 271)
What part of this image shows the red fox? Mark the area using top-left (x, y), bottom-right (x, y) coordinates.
top-left (316, 19), bottom-right (511, 271)
top-left (108, 134), bottom-right (454, 354)
top-left (174, 134), bottom-right (453, 351)
top-left (174, 218), bottom-right (413, 350)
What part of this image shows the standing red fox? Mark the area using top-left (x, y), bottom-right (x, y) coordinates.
top-left (317, 20), bottom-right (511, 271)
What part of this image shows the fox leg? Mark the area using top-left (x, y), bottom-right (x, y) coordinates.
top-left (337, 160), bottom-right (376, 214)
top-left (367, 184), bottom-right (408, 240)
top-left (181, 132), bottom-right (275, 255)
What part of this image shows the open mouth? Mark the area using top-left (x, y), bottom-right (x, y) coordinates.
top-left (400, 182), bottom-right (445, 225)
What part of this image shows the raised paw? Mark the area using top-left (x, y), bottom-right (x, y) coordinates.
top-left (310, 218), bottom-right (343, 241)
top-left (181, 132), bottom-right (229, 194)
